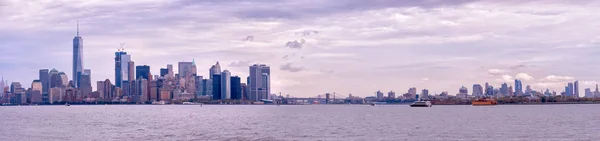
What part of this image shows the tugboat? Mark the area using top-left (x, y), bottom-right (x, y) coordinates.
top-left (472, 97), bottom-right (497, 106)
top-left (410, 95), bottom-right (432, 107)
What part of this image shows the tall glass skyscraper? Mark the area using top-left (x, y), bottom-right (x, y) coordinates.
top-left (73, 22), bottom-right (84, 88)
top-left (114, 51), bottom-right (129, 87)
top-left (249, 64), bottom-right (270, 100)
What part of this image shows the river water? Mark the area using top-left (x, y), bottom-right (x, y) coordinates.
top-left (1, 104), bottom-right (599, 141)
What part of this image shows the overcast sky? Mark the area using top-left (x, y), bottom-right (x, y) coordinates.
top-left (1, 0), bottom-right (600, 97)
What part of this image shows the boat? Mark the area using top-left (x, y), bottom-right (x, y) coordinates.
top-left (65, 103), bottom-right (70, 106)
top-left (370, 103), bottom-right (375, 106)
top-left (410, 101), bottom-right (432, 107)
top-left (472, 98), bottom-right (497, 106)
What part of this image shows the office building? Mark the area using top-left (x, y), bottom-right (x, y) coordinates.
top-left (79, 69), bottom-right (92, 98)
top-left (514, 79), bottom-right (523, 96)
top-left (209, 62), bottom-right (221, 79)
top-left (500, 83), bottom-right (508, 95)
top-left (472, 84), bottom-right (483, 96)
top-left (212, 74), bottom-right (221, 100)
top-left (249, 64), bottom-right (270, 100)
top-left (574, 81), bottom-right (579, 98)
top-left (114, 51), bottom-right (129, 87)
top-left (230, 76), bottom-right (241, 100)
top-left (220, 70), bottom-right (231, 100)
top-left (421, 89), bottom-right (429, 98)
top-left (39, 69), bottom-right (49, 102)
top-left (178, 61), bottom-right (197, 77)
top-left (387, 91), bottom-right (396, 99)
top-left (73, 22), bottom-right (84, 88)
top-left (160, 68), bottom-right (168, 77)
top-left (376, 90), bottom-right (384, 99)
top-left (136, 65), bottom-right (151, 80)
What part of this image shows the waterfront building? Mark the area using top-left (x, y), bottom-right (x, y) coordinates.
top-left (136, 65), bottom-right (151, 80)
top-left (249, 64), bottom-right (270, 100)
top-left (231, 76), bottom-right (242, 100)
top-left (73, 22), bottom-right (84, 88)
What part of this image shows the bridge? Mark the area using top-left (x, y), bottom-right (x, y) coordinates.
top-left (280, 93), bottom-right (349, 104)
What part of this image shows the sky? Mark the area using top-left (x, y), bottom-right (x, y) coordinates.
top-left (1, 0), bottom-right (600, 97)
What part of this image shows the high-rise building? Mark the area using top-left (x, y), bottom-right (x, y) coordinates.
top-left (459, 86), bottom-right (468, 94)
top-left (209, 62), bottom-right (221, 79)
top-left (221, 70), bottom-right (231, 100)
top-left (39, 69), bottom-right (50, 102)
top-left (31, 80), bottom-right (42, 92)
top-left (160, 68), bottom-right (168, 77)
top-left (485, 85), bottom-right (494, 96)
top-left (421, 89), bottom-right (429, 98)
top-left (114, 51), bottom-right (129, 87)
top-left (249, 64), bottom-right (270, 100)
top-left (408, 87), bottom-right (417, 95)
top-left (49, 69), bottom-right (64, 88)
top-left (97, 81), bottom-right (105, 99)
top-left (202, 79), bottom-right (212, 96)
top-left (585, 88), bottom-right (592, 98)
top-left (136, 65), bottom-right (151, 80)
top-left (59, 72), bottom-right (69, 87)
top-left (514, 79), bottom-right (523, 96)
top-left (387, 91), bottom-right (396, 99)
top-left (574, 81), bottom-right (579, 98)
top-left (212, 74), bottom-right (221, 100)
top-left (79, 69), bottom-right (92, 98)
top-left (241, 83), bottom-right (248, 100)
top-left (128, 61), bottom-right (135, 82)
top-left (230, 76), bottom-right (241, 100)
top-left (472, 84), bottom-right (483, 96)
top-left (10, 82), bottom-right (22, 93)
top-left (178, 61), bottom-right (196, 77)
top-left (500, 83), bottom-right (508, 95)
top-left (73, 22), bottom-right (84, 88)
top-left (508, 86), bottom-right (514, 96)
top-left (566, 82), bottom-right (574, 97)
top-left (376, 90), bottom-right (384, 99)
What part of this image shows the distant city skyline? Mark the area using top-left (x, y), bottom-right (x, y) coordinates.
top-left (2, 0), bottom-right (600, 97)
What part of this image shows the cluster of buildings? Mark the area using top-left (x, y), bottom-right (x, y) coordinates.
top-left (0, 24), bottom-right (272, 105)
top-left (367, 79), bottom-right (600, 102)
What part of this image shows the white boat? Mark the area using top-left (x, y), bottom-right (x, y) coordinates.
top-left (409, 101), bottom-right (432, 107)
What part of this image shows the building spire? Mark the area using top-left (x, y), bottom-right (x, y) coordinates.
top-left (77, 20), bottom-right (80, 37)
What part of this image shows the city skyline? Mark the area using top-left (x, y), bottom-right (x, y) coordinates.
top-left (2, 0), bottom-right (600, 97)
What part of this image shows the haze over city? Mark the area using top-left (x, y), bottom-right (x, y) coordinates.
top-left (2, 0), bottom-right (600, 97)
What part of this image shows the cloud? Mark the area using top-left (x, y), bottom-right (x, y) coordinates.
top-left (307, 53), bottom-right (356, 58)
top-left (515, 73), bottom-right (534, 81)
top-left (295, 30), bottom-right (319, 36)
top-left (228, 61), bottom-right (251, 68)
top-left (501, 75), bottom-right (513, 82)
top-left (542, 75), bottom-right (574, 81)
top-left (243, 35), bottom-right (254, 41)
top-left (488, 69), bottom-right (507, 75)
top-left (421, 78), bottom-right (430, 81)
top-left (285, 39), bottom-right (306, 49)
top-left (280, 63), bottom-right (306, 72)
top-left (509, 64), bottom-right (526, 70)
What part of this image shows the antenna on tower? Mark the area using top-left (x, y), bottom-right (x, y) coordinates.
top-left (76, 20), bottom-right (80, 37)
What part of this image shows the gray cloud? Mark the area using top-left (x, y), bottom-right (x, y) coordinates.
top-left (280, 63), bottom-right (306, 72)
top-left (285, 39), bottom-right (306, 49)
top-left (243, 35), bottom-right (254, 41)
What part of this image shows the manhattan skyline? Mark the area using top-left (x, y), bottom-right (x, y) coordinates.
top-left (2, 0), bottom-right (600, 97)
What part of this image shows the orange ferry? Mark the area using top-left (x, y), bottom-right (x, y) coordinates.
top-left (472, 98), bottom-right (497, 106)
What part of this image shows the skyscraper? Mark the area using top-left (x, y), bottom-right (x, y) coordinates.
top-left (73, 21), bottom-right (84, 88)
top-left (114, 51), bottom-right (129, 87)
top-left (585, 88), bottom-right (592, 98)
top-left (231, 76), bottom-right (241, 100)
top-left (376, 90), bottom-right (384, 99)
top-left (566, 82), bottom-right (574, 97)
top-left (136, 65), bottom-right (151, 80)
top-left (249, 64), bottom-right (270, 100)
top-left (574, 81), bottom-right (579, 98)
top-left (128, 61), bottom-right (135, 82)
top-left (178, 61), bottom-right (196, 77)
top-left (160, 68), bottom-right (168, 77)
top-left (421, 89), bottom-right (429, 98)
top-left (500, 83), bottom-right (508, 95)
top-left (514, 79), bottom-right (523, 96)
top-left (212, 74), bottom-right (221, 100)
top-left (209, 62), bottom-right (221, 79)
top-left (472, 84), bottom-right (483, 96)
top-left (79, 69), bottom-right (93, 97)
top-left (221, 70), bottom-right (231, 100)
top-left (39, 69), bottom-right (49, 102)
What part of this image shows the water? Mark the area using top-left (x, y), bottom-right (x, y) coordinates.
top-left (1, 104), bottom-right (599, 141)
